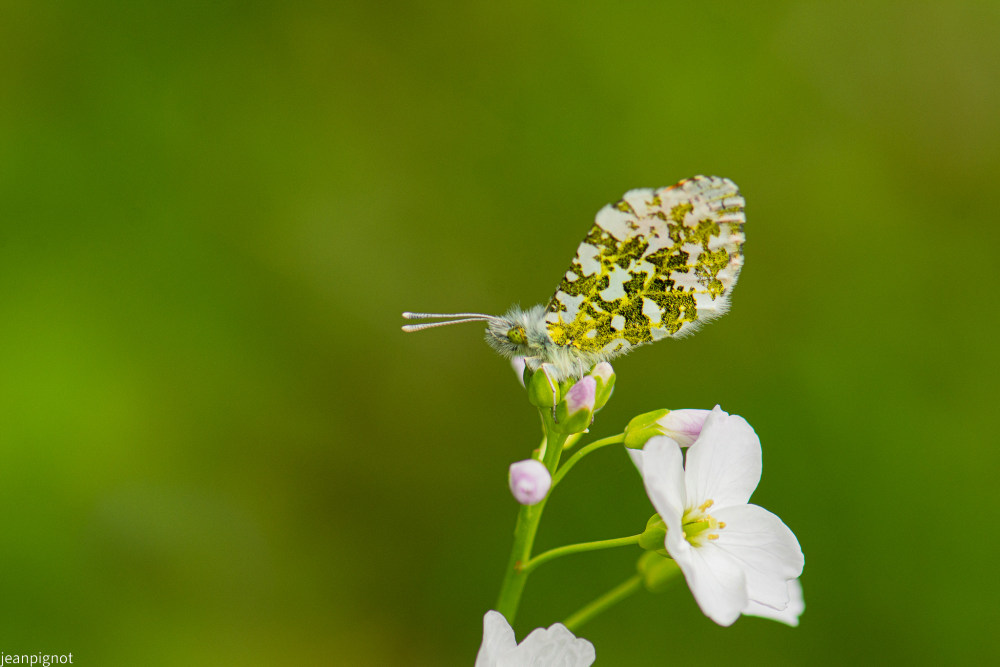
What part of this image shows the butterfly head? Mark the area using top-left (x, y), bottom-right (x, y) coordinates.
top-left (402, 305), bottom-right (551, 361)
top-left (482, 304), bottom-right (550, 361)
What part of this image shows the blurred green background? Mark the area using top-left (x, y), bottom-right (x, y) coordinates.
top-left (2, 1), bottom-right (998, 664)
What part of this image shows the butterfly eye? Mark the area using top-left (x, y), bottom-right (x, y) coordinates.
top-left (507, 326), bottom-right (527, 345)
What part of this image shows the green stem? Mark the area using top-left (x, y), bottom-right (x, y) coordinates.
top-left (551, 433), bottom-right (625, 489)
top-left (563, 574), bottom-right (644, 632)
top-left (521, 534), bottom-right (641, 575)
top-left (495, 416), bottom-right (569, 622)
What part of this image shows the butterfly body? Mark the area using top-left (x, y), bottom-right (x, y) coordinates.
top-left (404, 176), bottom-right (746, 380)
top-left (484, 304), bottom-right (611, 381)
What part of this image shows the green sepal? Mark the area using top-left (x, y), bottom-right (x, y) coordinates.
top-left (551, 402), bottom-right (592, 434)
top-left (550, 376), bottom-right (595, 435)
top-left (526, 364), bottom-right (559, 408)
top-left (638, 513), bottom-right (669, 555)
top-left (588, 362), bottom-right (616, 412)
top-left (522, 364), bottom-right (534, 388)
top-left (623, 409), bottom-right (671, 449)
top-left (637, 551), bottom-right (681, 593)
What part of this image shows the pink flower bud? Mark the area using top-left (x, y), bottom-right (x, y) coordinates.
top-left (564, 376), bottom-right (596, 414)
top-left (508, 459), bottom-right (551, 505)
top-left (589, 362), bottom-right (614, 384)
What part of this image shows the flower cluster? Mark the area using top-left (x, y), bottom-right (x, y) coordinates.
top-left (486, 363), bottom-right (805, 661)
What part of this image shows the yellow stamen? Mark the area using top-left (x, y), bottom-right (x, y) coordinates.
top-left (699, 499), bottom-right (714, 512)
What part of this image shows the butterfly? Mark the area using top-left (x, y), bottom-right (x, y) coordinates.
top-left (403, 176), bottom-right (746, 381)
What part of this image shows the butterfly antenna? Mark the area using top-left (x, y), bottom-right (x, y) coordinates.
top-left (401, 312), bottom-right (496, 333)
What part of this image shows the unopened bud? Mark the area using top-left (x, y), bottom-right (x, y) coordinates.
top-left (526, 363), bottom-right (559, 408)
top-left (587, 362), bottom-right (616, 412)
top-left (654, 409), bottom-right (712, 447)
top-left (624, 408), bottom-right (711, 449)
top-left (637, 514), bottom-right (668, 555)
top-left (637, 551), bottom-right (681, 593)
top-left (552, 376), bottom-right (596, 434)
top-left (623, 409), bottom-right (670, 449)
top-left (508, 459), bottom-right (551, 505)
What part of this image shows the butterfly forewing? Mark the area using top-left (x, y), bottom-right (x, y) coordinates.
top-left (543, 175), bottom-right (746, 356)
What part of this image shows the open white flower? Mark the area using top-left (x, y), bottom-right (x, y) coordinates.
top-left (475, 610), bottom-right (595, 667)
top-left (629, 406), bottom-right (804, 626)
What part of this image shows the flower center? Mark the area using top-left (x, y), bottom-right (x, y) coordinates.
top-left (682, 499), bottom-right (726, 546)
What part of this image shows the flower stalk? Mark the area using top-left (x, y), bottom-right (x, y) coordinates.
top-left (563, 574), bottom-right (645, 632)
top-left (495, 413), bottom-right (569, 621)
top-left (520, 534), bottom-right (642, 575)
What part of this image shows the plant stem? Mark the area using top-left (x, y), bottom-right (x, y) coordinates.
top-left (520, 534), bottom-right (641, 575)
top-left (562, 574), bottom-right (644, 632)
top-left (494, 415), bottom-right (569, 622)
top-left (551, 433), bottom-right (625, 489)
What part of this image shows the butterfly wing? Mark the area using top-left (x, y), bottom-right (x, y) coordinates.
top-left (544, 175), bottom-right (746, 356)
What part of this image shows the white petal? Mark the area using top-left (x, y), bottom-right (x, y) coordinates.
top-left (637, 437), bottom-right (687, 529)
top-left (654, 408), bottom-right (712, 447)
top-left (627, 446), bottom-right (644, 475)
top-left (744, 579), bottom-right (805, 627)
top-left (673, 540), bottom-right (748, 626)
top-left (499, 623), bottom-right (596, 667)
top-left (684, 406), bottom-right (761, 509)
top-left (511, 357), bottom-right (527, 386)
top-left (476, 611), bottom-right (517, 667)
top-left (712, 504), bottom-right (804, 609)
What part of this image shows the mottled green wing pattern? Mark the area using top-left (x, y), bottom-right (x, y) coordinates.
top-left (544, 176), bottom-right (745, 356)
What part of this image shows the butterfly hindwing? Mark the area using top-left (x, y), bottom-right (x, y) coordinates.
top-left (543, 175), bottom-right (746, 357)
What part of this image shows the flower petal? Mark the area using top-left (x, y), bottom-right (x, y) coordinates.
top-left (511, 357), bottom-right (527, 386)
top-left (744, 578), bottom-right (805, 627)
top-left (635, 437), bottom-right (687, 529)
top-left (673, 541), bottom-right (748, 626)
top-left (684, 406), bottom-right (761, 509)
top-left (501, 623), bottom-right (596, 666)
top-left (475, 611), bottom-right (517, 667)
top-left (626, 446), bottom-right (645, 475)
top-left (654, 408), bottom-right (712, 447)
top-left (712, 504), bottom-right (804, 609)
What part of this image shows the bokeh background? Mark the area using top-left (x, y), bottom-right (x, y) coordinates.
top-left (2, 1), bottom-right (999, 664)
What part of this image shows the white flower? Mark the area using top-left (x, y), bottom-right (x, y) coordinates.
top-left (475, 610), bottom-right (595, 667)
top-left (629, 406), bottom-right (804, 626)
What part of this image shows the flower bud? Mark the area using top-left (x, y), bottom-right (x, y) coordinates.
top-left (623, 408), bottom-right (711, 449)
top-left (654, 409), bottom-right (712, 447)
top-left (637, 551), bottom-right (681, 593)
top-left (623, 409), bottom-right (671, 449)
top-left (508, 459), bottom-right (551, 505)
top-left (637, 513), bottom-right (668, 555)
top-left (526, 364), bottom-right (559, 408)
top-left (587, 362), bottom-right (615, 412)
top-left (552, 375), bottom-right (596, 434)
